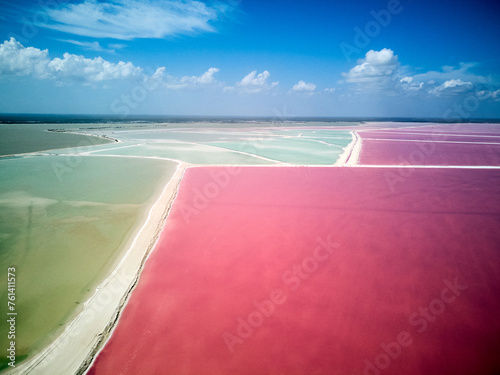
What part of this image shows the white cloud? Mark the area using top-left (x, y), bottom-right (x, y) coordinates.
top-left (364, 48), bottom-right (398, 66)
top-left (240, 70), bottom-right (270, 86)
top-left (399, 76), bottom-right (424, 91)
top-left (429, 79), bottom-right (473, 95)
top-left (341, 49), bottom-right (494, 99)
top-left (236, 70), bottom-right (277, 93)
top-left (165, 67), bottom-right (221, 89)
top-left (50, 54), bottom-right (143, 82)
top-left (0, 38), bottom-right (51, 78)
top-left (412, 62), bottom-right (481, 83)
top-left (413, 63), bottom-right (498, 98)
top-left (342, 48), bottom-right (400, 91)
top-left (324, 88), bottom-right (336, 93)
top-left (39, 0), bottom-right (231, 40)
top-left (477, 89), bottom-right (500, 102)
top-left (149, 67), bottom-right (166, 82)
top-left (186, 67), bottom-right (219, 84)
top-left (0, 38), bottom-right (144, 84)
top-left (442, 79), bottom-right (473, 89)
top-left (292, 80), bottom-right (316, 92)
top-left (0, 38), bottom-right (228, 94)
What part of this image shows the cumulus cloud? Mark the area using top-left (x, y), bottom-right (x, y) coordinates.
top-left (187, 67), bottom-right (219, 84)
top-left (428, 79), bottom-right (473, 95)
top-left (0, 37), bottom-right (144, 84)
top-left (236, 70), bottom-right (278, 93)
top-left (165, 67), bottom-right (220, 89)
top-left (0, 38), bottom-right (51, 78)
top-left (49, 54), bottom-right (143, 82)
top-left (399, 76), bottom-right (424, 91)
top-left (240, 70), bottom-right (270, 86)
top-left (341, 49), bottom-right (496, 100)
top-left (292, 80), bottom-right (316, 92)
top-left (342, 48), bottom-right (400, 91)
top-left (0, 38), bottom-right (228, 93)
top-left (39, 0), bottom-right (233, 40)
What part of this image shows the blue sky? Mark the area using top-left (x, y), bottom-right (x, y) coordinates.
top-left (0, 0), bottom-right (499, 118)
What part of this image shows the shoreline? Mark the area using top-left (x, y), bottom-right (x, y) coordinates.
top-left (46, 129), bottom-right (120, 144)
top-left (9, 162), bottom-right (188, 375)
top-left (77, 162), bottom-right (188, 375)
top-left (334, 131), bottom-right (361, 166)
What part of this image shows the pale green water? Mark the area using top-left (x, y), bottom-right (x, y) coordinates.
top-left (92, 142), bottom-right (277, 164)
top-left (0, 155), bottom-right (177, 370)
top-left (207, 133), bottom-right (352, 164)
top-left (92, 127), bottom-right (353, 165)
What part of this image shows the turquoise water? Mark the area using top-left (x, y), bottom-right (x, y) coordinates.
top-left (92, 127), bottom-right (354, 165)
top-left (207, 132), bottom-right (352, 164)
